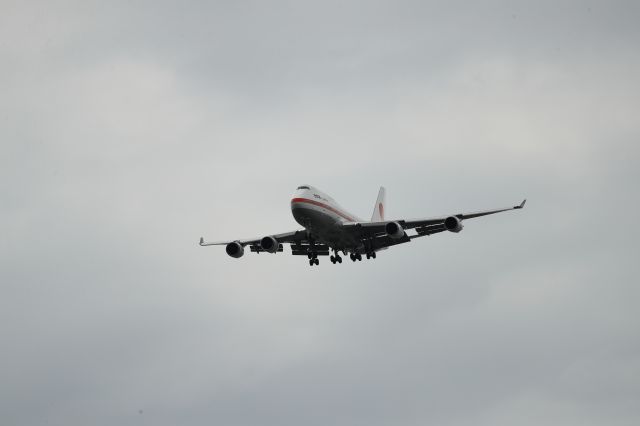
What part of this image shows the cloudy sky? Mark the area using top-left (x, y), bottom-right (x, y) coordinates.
top-left (2, 1), bottom-right (639, 425)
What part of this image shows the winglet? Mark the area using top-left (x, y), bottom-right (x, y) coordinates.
top-left (515, 199), bottom-right (526, 209)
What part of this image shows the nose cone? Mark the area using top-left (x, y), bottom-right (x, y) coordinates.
top-left (292, 185), bottom-right (309, 205)
top-left (291, 185), bottom-right (312, 226)
top-left (291, 185), bottom-right (309, 226)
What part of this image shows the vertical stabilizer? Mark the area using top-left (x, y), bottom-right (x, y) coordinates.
top-left (370, 186), bottom-right (386, 222)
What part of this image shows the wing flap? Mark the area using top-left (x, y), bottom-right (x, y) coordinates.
top-left (368, 233), bottom-right (411, 251)
top-left (415, 223), bottom-right (447, 236)
top-left (291, 244), bottom-right (330, 256)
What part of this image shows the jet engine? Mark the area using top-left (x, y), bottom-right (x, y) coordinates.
top-left (385, 221), bottom-right (405, 239)
top-left (260, 236), bottom-right (279, 253)
top-left (444, 216), bottom-right (464, 233)
top-left (225, 241), bottom-right (244, 258)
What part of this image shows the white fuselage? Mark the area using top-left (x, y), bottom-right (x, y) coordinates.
top-left (291, 185), bottom-right (364, 250)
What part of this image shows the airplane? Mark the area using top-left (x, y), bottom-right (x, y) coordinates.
top-left (199, 185), bottom-right (526, 266)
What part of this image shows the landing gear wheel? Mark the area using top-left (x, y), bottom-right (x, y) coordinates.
top-left (372, 252), bottom-right (376, 259)
top-left (357, 254), bottom-right (362, 261)
top-left (314, 258), bottom-right (319, 265)
top-left (336, 255), bottom-right (342, 263)
top-left (350, 253), bottom-right (356, 262)
top-left (330, 256), bottom-right (336, 264)
top-left (309, 259), bottom-right (314, 266)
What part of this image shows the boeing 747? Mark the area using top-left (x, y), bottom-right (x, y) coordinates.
top-left (199, 185), bottom-right (525, 266)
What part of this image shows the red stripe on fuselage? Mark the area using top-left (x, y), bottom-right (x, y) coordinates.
top-left (291, 198), bottom-right (355, 222)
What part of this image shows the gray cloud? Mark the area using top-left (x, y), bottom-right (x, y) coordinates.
top-left (1, 1), bottom-right (639, 425)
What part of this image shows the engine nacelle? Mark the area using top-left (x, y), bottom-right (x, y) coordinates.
top-left (444, 216), bottom-right (464, 233)
top-left (225, 241), bottom-right (244, 258)
top-left (260, 236), bottom-right (279, 253)
top-left (385, 221), bottom-right (405, 239)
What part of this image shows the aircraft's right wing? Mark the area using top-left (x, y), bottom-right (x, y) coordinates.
top-left (199, 229), bottom-right (307, 247)
top-left (199, 229), bottom-right (310, 248)
top-left (199, 228), bottom-right (336, 256)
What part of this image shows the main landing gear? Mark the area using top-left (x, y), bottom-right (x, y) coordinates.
top-left (350, 252), bottom-right (376, 261)
top-left (307, 252), bottom-right (319, 266)
top-left (330, 253), bottom-right (342, 264)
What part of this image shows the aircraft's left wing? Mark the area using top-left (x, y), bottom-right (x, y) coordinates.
top-left (404, 199), bottom-right (526, 229)
top-left (342, 199), bottom-right (526, 251)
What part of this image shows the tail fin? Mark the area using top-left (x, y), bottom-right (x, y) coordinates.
top-left (370, 186), bottom-right (386, 222)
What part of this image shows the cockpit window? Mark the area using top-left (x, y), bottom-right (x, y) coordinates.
top-left (297, 186), bottom-right (310, 190)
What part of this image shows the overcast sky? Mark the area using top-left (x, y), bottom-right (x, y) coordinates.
top-left (2, 1), bottom-right (640, 425)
